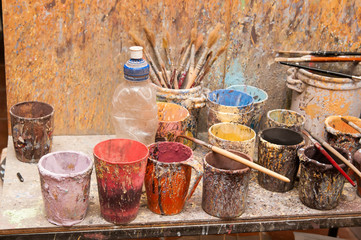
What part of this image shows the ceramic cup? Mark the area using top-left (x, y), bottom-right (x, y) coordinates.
top-left (258, 127), bottom-right (304, 192)
top-left (202, 150), bottom-right (252, 219)
top-left (145, 142), bottom-right (202, 215)
top-left (10, 101), bottom-right (54, 163)
top-left (38, 151), bottom-right (93, 226)
top-left (93, 139), bottom-right (148, 224)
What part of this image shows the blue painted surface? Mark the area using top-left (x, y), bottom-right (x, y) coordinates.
top-left (227, 85), bottom-right (268, 103)
top-left (208, 89), bottom-right (253, 107)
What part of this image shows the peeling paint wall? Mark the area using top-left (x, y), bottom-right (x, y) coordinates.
top-left (3, 0), bottom-right (361, 135)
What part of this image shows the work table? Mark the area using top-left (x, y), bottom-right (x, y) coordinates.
top-left (1, 135), bottom-right (361, 239)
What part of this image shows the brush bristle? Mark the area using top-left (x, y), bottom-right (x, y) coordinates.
top-left (195, 34), bottom-right (204, 52)
top-left (129, 31), bottom-right (145, 47)
top-left (215, 42), bottom-right (228, 57)
top-left (143, 26), bottom-right (156, 46)
top-left (162, 37), bottom-right (168, 49)
top-left (207, 23), bottom-right (222, 48)
top-left (191, 27), bottom-right (197, 43)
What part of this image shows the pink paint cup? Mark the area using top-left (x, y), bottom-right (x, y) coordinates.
top-left (93, 139), bottom-right (148, 224)
top-left (38, 151), bottom-right (93, 226)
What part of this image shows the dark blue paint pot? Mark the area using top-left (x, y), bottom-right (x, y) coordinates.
top-left (207, 89), bottom-right (254, 114)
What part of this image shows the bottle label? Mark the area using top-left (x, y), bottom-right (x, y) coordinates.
top-left (124, 59), bottom-right (149, 81)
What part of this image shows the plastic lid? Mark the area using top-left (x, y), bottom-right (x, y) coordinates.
top-left (130, 46), bottom-right (143, 59)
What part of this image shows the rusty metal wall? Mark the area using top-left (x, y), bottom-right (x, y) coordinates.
top-left (3, 0), bottom-right (361, 135)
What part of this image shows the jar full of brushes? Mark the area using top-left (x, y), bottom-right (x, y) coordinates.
top-left (156, 85), bottom-right (206, 149)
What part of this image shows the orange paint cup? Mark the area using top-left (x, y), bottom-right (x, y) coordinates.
top-left (145, 142), bottom-right (203, 215)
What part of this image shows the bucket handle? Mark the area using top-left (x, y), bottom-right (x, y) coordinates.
top-left (181, 157), bottom-right (203, 201)
top-left (286, 68), bottom-right (305, 93)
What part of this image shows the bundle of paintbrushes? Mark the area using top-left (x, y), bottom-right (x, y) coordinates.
top-left (128, 24), bottom-right (227, 89)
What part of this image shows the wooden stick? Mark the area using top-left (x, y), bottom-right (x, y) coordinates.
top-left (341, 117), bottom-right (361, 134)
top-left (275, 55), bottom-right (361, 62)
top-left (279, 62), bottom-right (361, 81)
top-left (277, 50), bottom-right (361, 56)
top-left (302, 130), bottom-right (356, 186)
top-left (176, 135), bottom-right (290, 183)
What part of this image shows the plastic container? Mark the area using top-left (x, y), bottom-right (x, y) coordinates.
top-left (112, 46), bottom-right (158, 146)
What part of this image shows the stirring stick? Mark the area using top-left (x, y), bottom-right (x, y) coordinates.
top-left (302, 130), bottom-right (356, 186)
top-left (278, 62), bottom-right (361, 81)
top-left (176, 135), bottom-right (290, 183)
top-left (341, 117), bottom-right (361, 134)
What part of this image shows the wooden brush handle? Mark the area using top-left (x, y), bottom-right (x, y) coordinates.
top-left (211, 146), bottom-right (290, 183)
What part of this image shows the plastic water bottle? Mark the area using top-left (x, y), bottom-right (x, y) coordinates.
top-left (112, 46), bottom-right (158, 146)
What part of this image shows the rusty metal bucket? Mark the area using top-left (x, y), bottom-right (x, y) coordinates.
top-left (298, 145), bottom-right (351, 210)
top-left (202, 150), bottom-right (252, 219)
top-left (287, 67), bottom-right (361, 139)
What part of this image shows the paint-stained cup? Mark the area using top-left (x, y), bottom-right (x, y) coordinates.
top-left (258, 128), bottom-right (304, 192)
top-left (208, 122), bottom-right (256, 159)
top-left (207, 89), bottom-right (254, 128)
top-left (325, 115), bottom-right (361, 156)
top-left (298, 145), bottom-right (351, 210)
top-left (10, 101), bottom-right (54, 163)
top-left (145, 142), bottom-right (203, 215)
top-left (266, 109), bottom-right (305, 132)
top-left (202, 150), bottom-right (252, 219)
top-left (227, 85), bottom-right (268, 132)
top-left (156, 102), bottom-right (194, 148)
top-left (38, 151), bottom-right (93, 226)
top-left (94, 139), bottom-right (148, 224)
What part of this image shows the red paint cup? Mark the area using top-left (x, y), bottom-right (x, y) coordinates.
top-left (93, 139), bottom-right (148, 224)
top-left (145, 142), bottom-right (203, 215)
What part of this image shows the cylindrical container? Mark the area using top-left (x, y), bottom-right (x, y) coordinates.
top-left (353, 149), bottom-right (361, 197)
top-left (93, 139), bottom-right (148, 224)
top-left (156, 85), bottom-right (206, 142)
top-left (227, 85), bottom-right (268, 132)
top-left (145, 142), bottom-right (202, 215)
top-left (266, 109), bottom-right (305, 132)
top-left (207, 89), bottom-right (254, 128)
top-left (258, 128), bottom-right (304, 192)
top-left (112, 46), bottom-right (158, 146)
top-left (10, 101), bottom-right (54, 163)
top-left (38, 151), bottom-right (93, 226)
top-left (325, 115), bottom-right (361, 156)
top-left (287, 67), bottom-right (361, 139)
top-left (202, 150), bottom-right (252, 219)
top-left (298, 145), bottom-right (351, 210)
top-left (156, 102), bottom-right (194, 148)
top-left (208, 122), bottom-right (256, 158)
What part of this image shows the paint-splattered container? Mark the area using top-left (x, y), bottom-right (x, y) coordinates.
top-left (258, 128), bottom-right (304, 192)
top-left (145, 142), bottom-right (202, 215)
top-left (207, 89), bottom-right (254, 128)
top-left (93, 139), bottom-right (148, 224)
top-left (266, 109), bottom-right (305, 132)
top-left (38, 151), bottom-right (93, 226)
top-left (227, 85), bottom-right (268, 132)
top-left (325, 115), bottom-right (361, 156)
top-left (208, 122), bottom-right (256, 159)
top-left (156, 102), bottom-right (194, 149)
top-left (298, 145), bottom-right (351, 210)
top-left (287, 67), bottom-right (361, 139)
top-left (353, 149), bottom-right (361, 197)
top-left (156, 85), bottom-right (206, 141)
top-left (202, 150), bottom-right (252, 219)
top-left (10, 101), bottom-right (54, 163)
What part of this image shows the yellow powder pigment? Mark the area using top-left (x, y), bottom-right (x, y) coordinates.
top-left (212, 124), bottom-right (255, 142)
top-left (330, 117), bottom-right (361, 134)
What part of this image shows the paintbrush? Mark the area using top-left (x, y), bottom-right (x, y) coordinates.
top-left (128, 31), bottom-right (163, 87)
top-left (275, 55), bottom-right (361, 62)
top-left (192, 51), bottom-right (213, 88)
top-left (194, 23), bottom-right (222, 78)
top-left (277, 50), bottom-right (361, 56)
top-left (184, 27), bottom-right (198, 89)
top-left (279, 62), bottom-right (361, 81)
top-left (341, 117), bottom-right (361, 134)
top-left (162, 32), bottom-right (172, 68)
top-left (302, 130), bottom-right (356, 186)
top-left (176, 135), bottom-right (290, 183)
